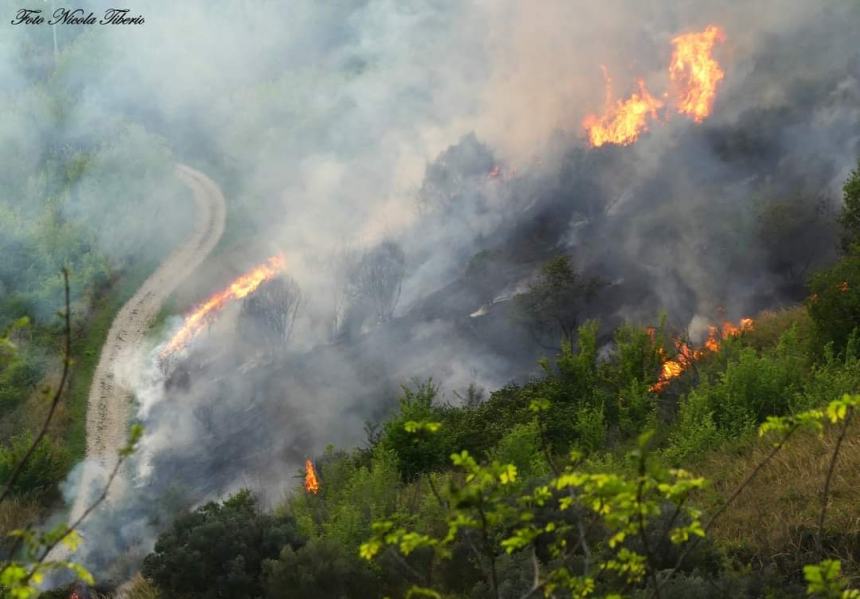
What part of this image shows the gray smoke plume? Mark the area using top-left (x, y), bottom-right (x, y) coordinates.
top-left (2, 0), bottom-right (857, 584)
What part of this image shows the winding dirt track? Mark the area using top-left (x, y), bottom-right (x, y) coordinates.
top-left (71, 164), bottom-right (225, 518)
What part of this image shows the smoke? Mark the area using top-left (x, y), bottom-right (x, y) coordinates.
top-left (2, 0), bottom-right (858, 583)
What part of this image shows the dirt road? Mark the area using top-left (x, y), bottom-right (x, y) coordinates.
top-left (70, 164), bottom-right (225, 519)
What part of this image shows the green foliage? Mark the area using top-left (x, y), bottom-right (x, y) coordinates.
top-left (380, 381), bottom-right (454, 482)
top-left (289, 446), bottom-right (401, 549)
top-left (669, 327), bottom-right (807, 457)
top-left (362, 435), bottom-right (706, 598)
top-left (262, 538), bottom-right (379, 599)
top-left (490, 422), bottom-right (548, 480)
top-left (804, 559), bottom-right (860, 599)
top-left (1, 425), bottom-right (143, 599)
top-left (839, 160), bottom-right (860, 253)
top-left (807, 254), bottom-right (860, 353)
top-left (758, 394), bottom-right (860, 439)
top-left (0, 353), bottom-right (43, 411)
top-left (0, 524), bottom-right (94, 599)
top-left (141, 490), bottom-right (303, 599)
top-left (513, 255), bottom-right (600, 343)
top-left (0, 434), bottom-right (70, 499)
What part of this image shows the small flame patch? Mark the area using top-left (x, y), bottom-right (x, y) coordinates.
top-left (304, 458), bottom-right (320, 495)
top-left (650, 317), bottom-right (753, 393)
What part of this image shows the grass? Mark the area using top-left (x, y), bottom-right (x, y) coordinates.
top-left (696, 418), bottom-right (860, 575)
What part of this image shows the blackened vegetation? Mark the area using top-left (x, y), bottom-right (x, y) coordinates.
top-left (335, 241), bottom-right (405, 341)
top-left (238, 275), bottom-right (302, 352)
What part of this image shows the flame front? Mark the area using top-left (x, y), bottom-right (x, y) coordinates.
top-left (304, 458), bottom-right (320, 494)
top-left (650, 317), bottom-right (753, 393)
top-left (160, 254), bottom-right (286, 357)
top-left (583, 75), bottom-right (663, 148)
top-left (669, 25), bottom-right (726, 122)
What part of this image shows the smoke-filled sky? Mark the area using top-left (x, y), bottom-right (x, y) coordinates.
top-left (3, 0), bottom-right (858, 581)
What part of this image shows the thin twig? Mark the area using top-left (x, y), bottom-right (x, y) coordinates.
top-left (654, 425), bottom-right (798, 597)
top-left (426, 474), bottom-right (446, 509)
top-left (24, 450), bottom-right (127, 583)
top-left (476, 492), bottom-right (500, 599)
top-left (816, 407), bottom-right (853, 555)
top-left (0, 269), bottom-right (71, 503)
top-left (636, 452), bottom-right (662, 599)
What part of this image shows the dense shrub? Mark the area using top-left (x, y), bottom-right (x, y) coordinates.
top-left (262, 538), bottom-right (379, 599)
top-left (807, 253), bottom-right (860, 353)
top-left (141, 490), bottom-right (302, 599)
top-left (0, 434), bottom-right (70, 498)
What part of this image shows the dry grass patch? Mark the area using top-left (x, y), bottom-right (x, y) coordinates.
top-left (697, 419), bottom-right (860, 574)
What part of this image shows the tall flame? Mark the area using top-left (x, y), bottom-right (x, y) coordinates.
top-left (582, 73), bottom-right (663, 148)
top-left (650, 317), bottom-right (753, 393)
top-left (583, 25), bottom-right (726, 146)
top-left (669, 25), bottom-right (726, 122)
top-left (160, 254), bottom-right (286, 357)
top-left (304, 458), bottom-right (320, 494)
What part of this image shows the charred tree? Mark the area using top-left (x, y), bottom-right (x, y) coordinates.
top-left (237, 275), bottom-right (301, 352)
top-left (336, 241), bottom-right (406, 340)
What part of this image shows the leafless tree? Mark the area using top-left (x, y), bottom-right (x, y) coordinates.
top-left (335, 241), bottom-right (406, 340)
top-left (238, 276), bottom-right (302, 351)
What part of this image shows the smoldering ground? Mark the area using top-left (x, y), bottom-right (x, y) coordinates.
top-left (11, 0), bottom-right (856, 583)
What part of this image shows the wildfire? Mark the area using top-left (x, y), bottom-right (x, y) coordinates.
top-left (582, 73), bottom-right (663, 148)
top-left (160, 254), bottom-right (286, 357)
top-left (583, 25), bottom-right (725, 146)
top-left (304, 458), bottom-right (320, 494)
top-left (669, 25), bottom-right (726, 122)
top-left (650, 317), bottom-right (753, 393)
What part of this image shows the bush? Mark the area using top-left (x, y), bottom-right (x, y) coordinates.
top-left (807, 254), bottom-right (860, 354)
top-left (142, 490), bottom-right (302, 599)
top-left (262, 538), bottom-right (379, 599)
top-left (839, 160), bottom-right (860, 252)
top-left (0, 434), bottom-right (70, 498)
top-left (379, 381), bottom-right (452, 482)
top-left (0, 353), bottom-right (43, 410)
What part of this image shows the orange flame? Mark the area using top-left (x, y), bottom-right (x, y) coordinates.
top-left (583, 25), bottom-right (726, 147)
top-left (160, 254), bottom-right (286, 357)
top-left (669, 25), bottom-right (726, 122)
top-left (583, 72), bottom-right (663, 148)
top-left (304, 458), bottom-right (320, 494)
top-left (650, 316), bottom-right (753, 393)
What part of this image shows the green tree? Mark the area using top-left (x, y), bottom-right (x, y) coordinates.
top-left (807, 254), bottom-right (860, 353)
top-left (513, 256), bottom-right (600, 345)
top-left (263, 538), bottom-right (379, 599)
top-left (142, 490), bottom-right (303, 599)
top-left (839, 160), bottom-right (860, 253)
top-left (380, 381), bottom-right (453, 482)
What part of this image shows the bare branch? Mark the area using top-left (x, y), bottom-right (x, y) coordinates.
top-left (816, 407), bottom-right (853, 555)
